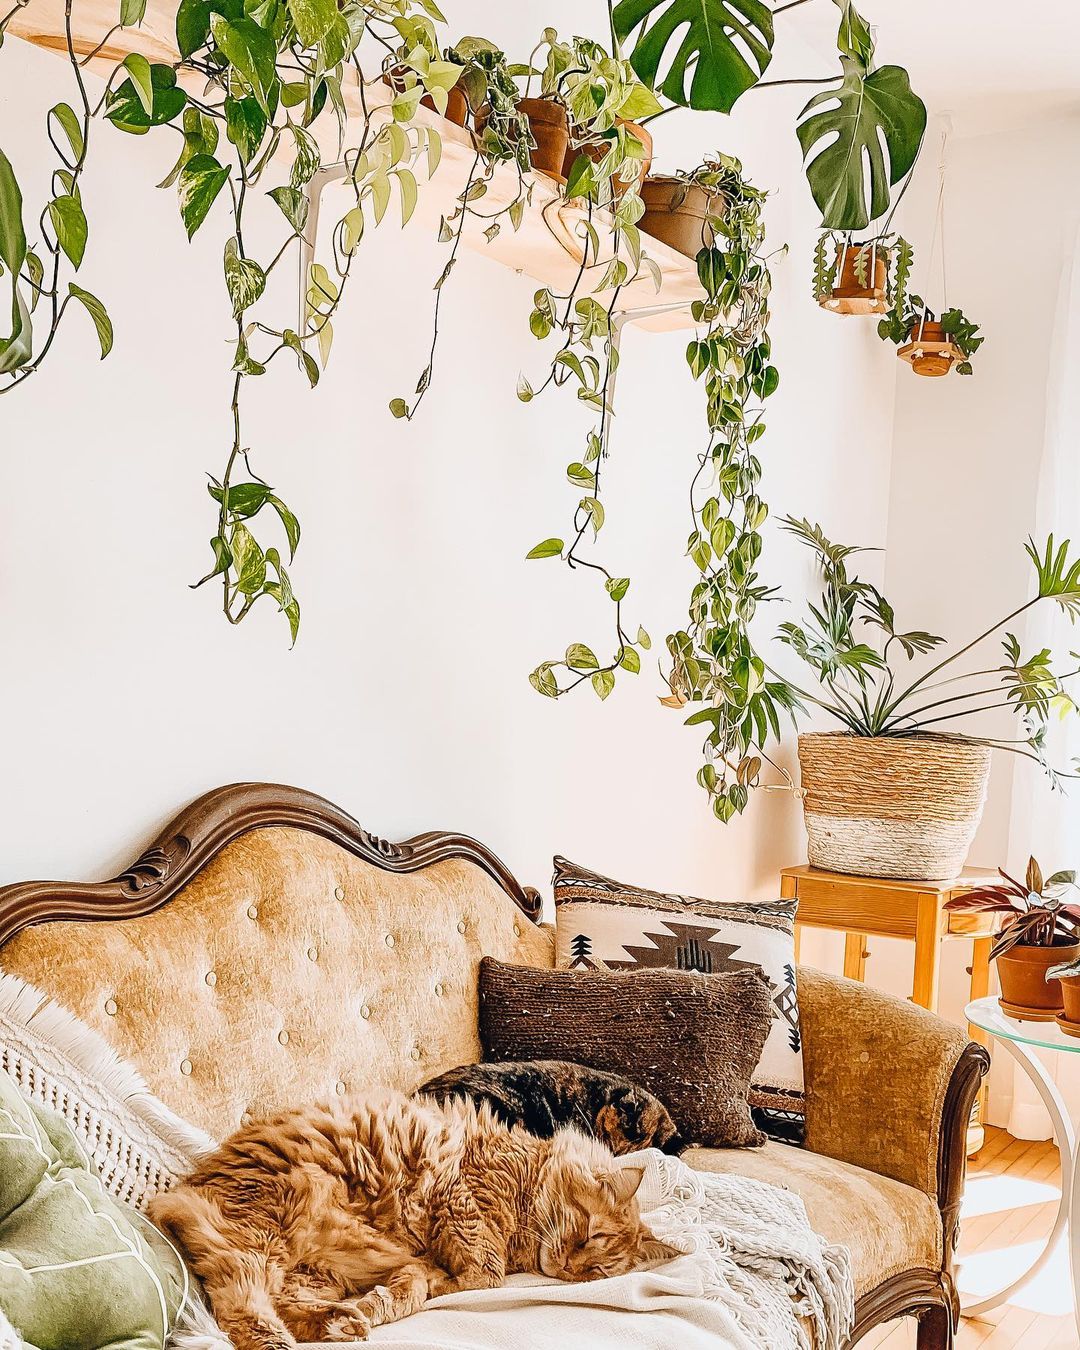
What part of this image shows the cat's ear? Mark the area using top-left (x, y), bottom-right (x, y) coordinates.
top-left (640, 1235), bottom-right (682, 1265)
top-left (603, 1162), bottom-right (646, 1203)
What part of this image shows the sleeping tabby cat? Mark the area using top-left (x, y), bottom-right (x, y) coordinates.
top-left (150, 1087), bottom-right (667, 1349)
top-left (418, 1060), bottom-right (683, 1154)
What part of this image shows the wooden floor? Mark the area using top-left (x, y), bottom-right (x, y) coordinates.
top-left (861, 1127), bottom-right (1076, 1348)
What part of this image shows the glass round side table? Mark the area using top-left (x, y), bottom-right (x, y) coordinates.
top-left (964, 995), bottom-right (1079, 1331)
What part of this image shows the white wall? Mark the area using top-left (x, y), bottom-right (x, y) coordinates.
top-left (0, 8), bottom-right (898, 906)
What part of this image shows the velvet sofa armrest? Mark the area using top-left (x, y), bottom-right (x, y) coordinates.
top-left (797, 967), bottom-right (989, 1256)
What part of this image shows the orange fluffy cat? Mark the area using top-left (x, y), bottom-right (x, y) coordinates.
top-left (150, 1087), bottom-right (666, 1348)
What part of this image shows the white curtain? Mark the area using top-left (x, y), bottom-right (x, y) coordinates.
top-left (1003, 211), bottom-right (1080, 1137)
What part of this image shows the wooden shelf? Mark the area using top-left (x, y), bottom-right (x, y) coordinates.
top-left (11, 1), bottom-right (703, 332)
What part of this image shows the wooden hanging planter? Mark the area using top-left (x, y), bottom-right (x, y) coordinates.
top-left (818, 245), bottom-right (887, 315)
top-left (897, 320), bottom-right (963, 377)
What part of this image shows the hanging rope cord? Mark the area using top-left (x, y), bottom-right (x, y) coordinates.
top-left (916, 122), bottom-right (950, 341)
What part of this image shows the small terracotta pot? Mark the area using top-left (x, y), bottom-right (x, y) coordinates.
top-left (997, 941), bottom-right (1080, 1017)
top-left (517, 97), bottom-right (570, 179)
top-left (908, 319), bottom-right (954, 377)
top-left (821, 245), bottom-right (887, 315)
top-left (639, 176), bottom-right (721, 259)
top-left (1058, 973), bottom-right (1080, 1024)
top-left (561, 120), bottom-right (654, 198)
top-left (382, 67), bottom-right (469, 127)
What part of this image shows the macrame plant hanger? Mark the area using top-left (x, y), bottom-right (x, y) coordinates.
top-left (898, 116), bottom-right (962, 376)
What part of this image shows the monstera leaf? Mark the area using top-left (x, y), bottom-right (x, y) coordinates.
top-left (611, 0), bottom-right (774, 113)
top-left (797, 58), bottom-right (926, 231)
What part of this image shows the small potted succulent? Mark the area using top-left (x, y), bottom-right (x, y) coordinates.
top-left (945, 859), bottom-right (1080, 1018)
top-left (878, 296), bottom-right (983, 376)
top-left (813, 231), bottom-right (912, 316)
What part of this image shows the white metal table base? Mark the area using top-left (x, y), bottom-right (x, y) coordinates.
top-left (960, 1031), bottom-right (1078, 1330)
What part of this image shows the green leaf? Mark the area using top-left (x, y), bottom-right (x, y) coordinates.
top-left (566, 643), bottom-right (599, 671)
top-left (178, 154), bottom-right (230, 239)
top-left (835, 0), bottom-right (873, 66)
top-left (605, 576), bottom-right (630, 602)
top-left (283, 598), bottom-right (301, 645)
top-left (123, 53), bottom-right (155, 115)
top-left (612, 0), bottom-right (774, 113)
top-left (619, 647), bottom-right (641, 674)
top-left (211, 15), bottom-right (278, 116)
top-left (193, 534), bottom-right (232, 586)
top-left (567, 462), bottom-right (597, 489)
top-left (267, 185), bottom-right (308, 233)
top-left (48, 195), bottom-right (87, 269)
top-left (389, 397), bottom-right (409, 419)
top-left (120, 0), bottom-right (147, 23)
top-left (526, 538), bottom-right (564, 559)
top-left (592, 668), bottom-right (615, 700)
top-left (529, 663), bottom-right (559, 698)
top-left (283, 329), bottom-right (319, 386)
top-left (564, 153), bottom-right (595, 201)
top-left (48, 104), bottom-right (85, 164)
top-left (285, 0), bottom-right (337, 46)
top-left (209, 480), bottom-right (272, 517)
top-left (0, 148), bottom-right (27, 277)
top-left (175, 0), bottom-right (211, 58)
top-left (106, 64), bottom-right (187, 133)
top-left (225, 95), bottom-right (267, 163)
top-left (230, 521), bottom-right (266, 594)
top-left (797, 59), bottom-right (927, 231)
top-left (269, 494), bottom-right (300, 559)
top-left (637, 625), bottom-right (652, 650)
top-left (0, 284), bottom-right (32, 375)
top-left (67, 283), bottom-right (113, 357)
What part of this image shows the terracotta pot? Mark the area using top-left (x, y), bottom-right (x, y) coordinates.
top-left (907, 319), bottom-right (954, 377)
top-left (382, 67), bottom-right (469, 127)
top-left (639, 176), bottom-right (721, 259)
top-left (561, 120), bottom-right (654, 198)
top-left (1058, 973), bottom-right (1080, 1024)
top-left (797, 732), bottom-right (992, 880)
top-left (997, 941), bottom-right (1080, 1017)
top-left (821, 245), bottom-right (887, 315)
top-left (517, 97), bottom-right (570, 179)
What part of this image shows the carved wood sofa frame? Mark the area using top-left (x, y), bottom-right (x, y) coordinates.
top-left (0, 782), bottom-right (988, 1350)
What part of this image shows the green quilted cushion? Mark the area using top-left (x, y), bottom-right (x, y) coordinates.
top-left (0, 1067), bottom-right (186, 1350)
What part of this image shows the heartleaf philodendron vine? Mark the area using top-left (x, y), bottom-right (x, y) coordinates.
top-left (0, 0), bottom-right (935, 821)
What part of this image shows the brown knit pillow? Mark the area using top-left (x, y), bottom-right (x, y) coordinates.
top-left (478, 957), bottom-right (773, 1148)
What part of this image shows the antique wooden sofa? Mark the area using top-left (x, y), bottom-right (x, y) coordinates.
top-left (0, 783), bottom-right (988, 1349)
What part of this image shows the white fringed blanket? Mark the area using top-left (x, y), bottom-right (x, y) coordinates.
top-left (175, 1149), bottom-right (853, 1350)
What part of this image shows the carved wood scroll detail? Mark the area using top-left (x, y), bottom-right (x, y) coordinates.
top-left (0, 783), bottom-right (543, 949)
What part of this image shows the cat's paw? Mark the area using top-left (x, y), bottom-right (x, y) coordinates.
top-left (323, 1309), bottom-right (372, 1342)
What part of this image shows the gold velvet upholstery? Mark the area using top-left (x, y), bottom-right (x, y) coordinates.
top-left (684, 1142), bottom-right (942, 1298)
top-left (0, 827), bottom-right (553, 1138)
top-left (796, 967), bottom-right (969, 1199)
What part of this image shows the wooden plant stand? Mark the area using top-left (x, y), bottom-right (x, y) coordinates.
top-left (781, 864), bottom-right (999, 1152)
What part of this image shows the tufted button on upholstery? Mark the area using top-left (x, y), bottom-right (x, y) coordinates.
top-left (360, 1004), bottom-right (371, 1020)
top-left (334, 886), bottom-right (345, 901)
top-left (205, 971), bottom-right (217, 987)
top-left (104, 998), bottom-right (117, 1016)
top-left (335, 1081), bottom-right (346, 1096)
top-left (307, 947), bottom-right (318, 962)
top-left (180, 1059), bottom-right (193, 1076)
top-left (278, 1029), bottom-right (290, 1046)
top-left (457, 920), bottom-right (467, 935)
top-left (384, 933), bottom-right (396, 948)
top-left (247, 904), bottom-right (259, 920)
top-left (434, 982), bottom-right (444, 997)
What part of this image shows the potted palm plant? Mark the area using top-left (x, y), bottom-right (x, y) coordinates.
top-left (780, 521), bottom-right (1080, 880)
top-left (945, 860), bottom-right (1080, 1018)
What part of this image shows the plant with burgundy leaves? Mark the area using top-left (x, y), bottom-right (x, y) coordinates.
top-left (944, 858), bottom-right (1080, 960)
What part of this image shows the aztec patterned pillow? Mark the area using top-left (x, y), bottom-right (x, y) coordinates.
top-left (553, 856), bottom-right (804, 1143)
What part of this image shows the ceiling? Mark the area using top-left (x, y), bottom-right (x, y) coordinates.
top-left (781, 1), bottom-right (1080, 125)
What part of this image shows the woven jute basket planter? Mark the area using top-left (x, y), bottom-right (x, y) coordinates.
top-left (797, 732), bottom-right (993, 881)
